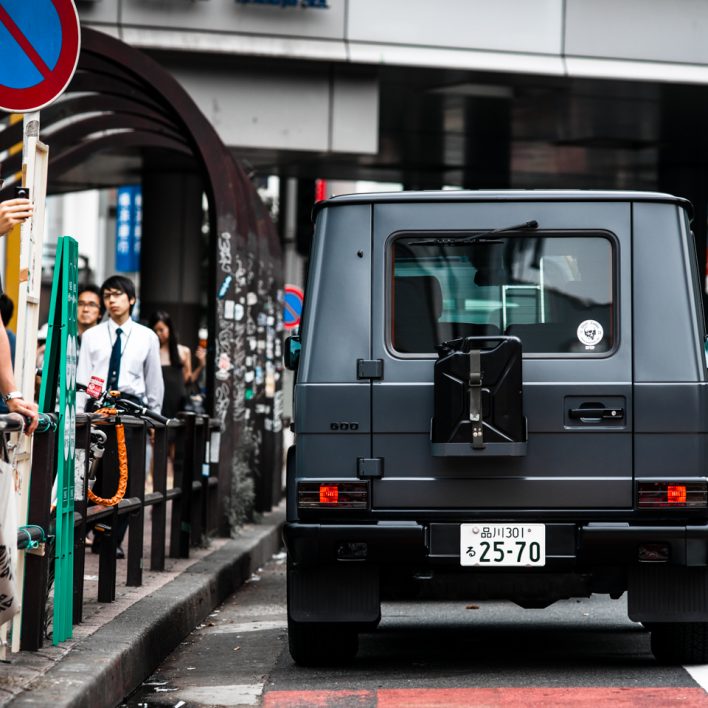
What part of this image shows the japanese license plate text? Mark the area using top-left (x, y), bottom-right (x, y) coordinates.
top-left (460, 523), bottom-right (546, 566)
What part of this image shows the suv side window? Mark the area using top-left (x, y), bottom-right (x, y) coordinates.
top-left (683, 218), bottom-right (708, 368)
top-left (390, 232), bottom-right (615, 355)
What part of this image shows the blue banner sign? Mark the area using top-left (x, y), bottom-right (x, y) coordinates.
top-left (115, 185), bottom-right (142, 273)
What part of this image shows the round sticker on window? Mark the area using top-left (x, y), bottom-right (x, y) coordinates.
top-left (577, 320), bottom-right (604, 348)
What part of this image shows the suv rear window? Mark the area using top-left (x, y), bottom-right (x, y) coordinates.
top-left (391, 232), bottom-right (615, 355)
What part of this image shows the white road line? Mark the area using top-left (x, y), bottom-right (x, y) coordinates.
top-left (178, 683), bottom-right (265, 706)
top-left (207, 619), bottom-right (288, 634)
top-left (684, 664), bottom-right (708, 691)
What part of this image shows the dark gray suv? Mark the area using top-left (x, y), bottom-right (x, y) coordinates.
top-left (284, 190), bottom-right (708, 666)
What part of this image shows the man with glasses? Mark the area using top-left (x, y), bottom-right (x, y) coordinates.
top-left (77, 274), bottom-right (163, 413)
top-left (77, 284), bottom-right (102, 346)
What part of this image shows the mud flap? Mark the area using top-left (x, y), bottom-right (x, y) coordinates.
top-left (628, 566), bottom-right (708, 622)
top-left (288, 563), bottom-right (380, 624)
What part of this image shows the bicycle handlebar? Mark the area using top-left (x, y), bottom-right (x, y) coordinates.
top-left (77, 383), bottom-right (171, 425)
top-left (112, 397), bottom-right (171, 425)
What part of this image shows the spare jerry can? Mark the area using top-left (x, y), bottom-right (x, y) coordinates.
top-left (431, 335), bottom-right (526, 455)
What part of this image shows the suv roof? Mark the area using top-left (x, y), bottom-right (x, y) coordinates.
top-left (313, 189), bottom-right (692, 218)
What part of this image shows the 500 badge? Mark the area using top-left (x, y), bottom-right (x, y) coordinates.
top-left (330, 422), bottom-right (359, 431)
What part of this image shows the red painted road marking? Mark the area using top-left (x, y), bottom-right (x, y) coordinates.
top-left (264, 687), bottom-right (708, 707)
top-left (264, 690), bottom-right (373, 707)
top-left (0, 4), bottom-right (52, 78)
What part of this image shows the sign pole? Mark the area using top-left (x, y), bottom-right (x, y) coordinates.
top-left (8, 111), bottom-right (48, 652)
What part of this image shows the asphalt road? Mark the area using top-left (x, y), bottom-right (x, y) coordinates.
top-left (123, 553), bottom-right (708, 707)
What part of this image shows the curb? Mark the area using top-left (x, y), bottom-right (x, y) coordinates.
top-left (10, 508), bottom-right (285, 708)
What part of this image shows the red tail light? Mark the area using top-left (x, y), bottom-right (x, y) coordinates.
top-left (637, 482), bottom-right (706, 508)
top-left (667, 485), bottom-right (687, 504)
top-left (298, 481), bottom-right (369, 510)
top-left (319, 485), bottom-right (339, 505)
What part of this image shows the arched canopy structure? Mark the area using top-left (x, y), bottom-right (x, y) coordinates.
top-left (0, 28), bottom-right (284, 530)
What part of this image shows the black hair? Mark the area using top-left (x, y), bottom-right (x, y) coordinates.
top-left (0, 293), bottom-right (13, 326)
top-left (79, 283), bottom-right (101, 299)
top-left (100, 275), bottom-right (136, 313)
top-left (148, 310), bottom-right (182, 368)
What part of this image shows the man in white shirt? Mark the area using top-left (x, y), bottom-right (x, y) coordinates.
top-left (77, 275), bottom-right (164, 413)
top-left (77, 275), bottom-right (164, 558)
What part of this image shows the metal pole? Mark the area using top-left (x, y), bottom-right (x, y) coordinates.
top-left (8, 111), bottom-right (46, 652)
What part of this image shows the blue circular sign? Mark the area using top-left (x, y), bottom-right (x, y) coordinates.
top-left (284, 285), bottom-right (304, 329)
top-left (0, 1), bottom-right (61, 89)
top-left (0, 0), bottom-right (80, 112)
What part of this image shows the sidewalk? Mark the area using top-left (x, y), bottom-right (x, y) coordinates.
top-left (0, 503), bottom-right (286, 708)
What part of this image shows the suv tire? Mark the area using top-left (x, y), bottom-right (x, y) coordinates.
top-left (288, 618), bottom-right (359, 666)
top-left (650, 622), bottom-right (708, 664)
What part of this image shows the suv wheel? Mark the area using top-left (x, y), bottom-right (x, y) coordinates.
top-left (288, 618), bottom-right (359, 666)
top-left (650, 622), bottom-right (708, 664)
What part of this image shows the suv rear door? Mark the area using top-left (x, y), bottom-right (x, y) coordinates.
top-left (370, 198), bottom-right (633, 512)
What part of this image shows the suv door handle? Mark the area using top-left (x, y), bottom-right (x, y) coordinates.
top-left (568, 407), bottom-right (624, 421)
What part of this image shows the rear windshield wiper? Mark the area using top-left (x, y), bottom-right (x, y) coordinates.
top-left (411, 219), bottom-right (538, 246)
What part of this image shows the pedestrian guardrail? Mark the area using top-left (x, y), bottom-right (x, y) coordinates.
top-left (2, 409), bottom-right (220, 651)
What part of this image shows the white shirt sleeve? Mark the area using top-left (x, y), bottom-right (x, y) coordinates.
top-left (76, 328), bottom-right (95, 412)
top-left (76, 338), bottom-right (90, 389)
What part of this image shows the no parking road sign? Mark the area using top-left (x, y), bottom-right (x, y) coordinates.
top-left (284, 284), bottom-right (304, 330)
top-left (0, 0), bottom-right (80, 113)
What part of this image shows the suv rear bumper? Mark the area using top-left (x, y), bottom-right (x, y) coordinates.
top-left (284, 520), bottom-right (708, 567)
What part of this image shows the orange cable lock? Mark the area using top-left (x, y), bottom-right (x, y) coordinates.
top-left (86, 407), bottom-right (129, 507)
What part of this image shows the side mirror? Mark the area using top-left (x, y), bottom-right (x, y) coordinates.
top-left (284, 335), bottom-right (301, 371)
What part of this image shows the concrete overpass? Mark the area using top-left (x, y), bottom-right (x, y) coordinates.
top-left (73, 1), bottom-right (708, 184)
top-left (71, 0), bottom-right (708, 273)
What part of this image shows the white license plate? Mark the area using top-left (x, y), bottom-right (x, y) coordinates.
top-left (460, 523), bottom-right (545, 567)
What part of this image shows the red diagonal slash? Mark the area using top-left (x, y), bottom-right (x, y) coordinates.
top-left (284, 299), bottom-right (300, 322)
top-left (0, 3), bottom-right (52, 79)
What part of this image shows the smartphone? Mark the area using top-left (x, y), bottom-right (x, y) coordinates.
top-left (14, 186), bottom-right (30, 200)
